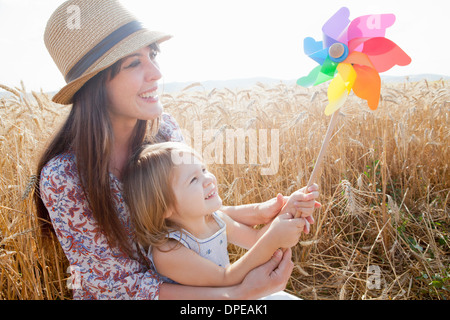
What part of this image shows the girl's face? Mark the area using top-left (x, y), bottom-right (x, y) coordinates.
top-left (168, 155), bottom-right (223, 226)
top-left (105, 45), bottom-right (163, 126)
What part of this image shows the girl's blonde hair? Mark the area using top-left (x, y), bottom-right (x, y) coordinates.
top-left (122, 142), bottom-right (202, 250)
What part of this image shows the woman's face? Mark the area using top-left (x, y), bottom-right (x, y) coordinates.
top-left (105, 45), bottom-right (163, 126)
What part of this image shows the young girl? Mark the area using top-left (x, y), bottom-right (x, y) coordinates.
top-left (122, 142), bottom-right (312, 289)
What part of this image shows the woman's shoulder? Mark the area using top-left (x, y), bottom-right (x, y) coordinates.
top-left (39, 151), bottom-right (85, 217)
top-left (159, 112), bottom-right (184, 143)
top-left (40, 151), bottom-right (78, 182)
top-left (160, 112), bottom-right (179, 127)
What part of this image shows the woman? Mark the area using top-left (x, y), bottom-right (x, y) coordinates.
top-left (35, 0), bottom-right (318, 300)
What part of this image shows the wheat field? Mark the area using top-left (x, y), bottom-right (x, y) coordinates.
top-left (0, 79), bottom-right (448, 300)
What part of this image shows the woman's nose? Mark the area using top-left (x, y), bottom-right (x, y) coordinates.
top-left (143, 58), bottom-right (162, 82)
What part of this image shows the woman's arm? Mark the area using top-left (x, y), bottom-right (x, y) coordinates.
top-left (152, 213), bottom-right (303, 287)
top-left (158, 248), bottom-right (294, 300)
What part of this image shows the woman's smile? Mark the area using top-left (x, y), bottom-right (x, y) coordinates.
top-left (139, 86), bottom-right (159, 103)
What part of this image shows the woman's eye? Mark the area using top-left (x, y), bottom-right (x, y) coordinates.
top-left (125, 60), bottom-right (140, 68)
top-left (150, 51), bottom-right (158, 60)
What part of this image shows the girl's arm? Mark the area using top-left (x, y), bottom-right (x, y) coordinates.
top-left (152, 213), bottom-right (304, 287)
top-left (217, 211), bottom-right (304, 285)
top-left (221, 185), bottom-right (320, 229)
top-left (158, 248), bottom-right (294, 300)
top-left (220, 194), bottom-right (287, 227)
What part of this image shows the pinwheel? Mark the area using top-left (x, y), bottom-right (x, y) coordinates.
top-left (296, 7), bottom-right (411, 200)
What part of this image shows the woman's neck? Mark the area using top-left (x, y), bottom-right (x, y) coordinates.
top-left (109, 118), bottom-right (137, 179)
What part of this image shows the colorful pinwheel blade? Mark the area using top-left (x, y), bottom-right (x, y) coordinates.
top-left (319, 56), bottom-right (339, 79)
top-left (297, 65), bottom-right (322, 87)
top-left (297, 7), bottom-right (411, 115)
top-left (343, 51), bottom-right (375, 69)
top-left (352, 64), bottom-right (381, 110)
top-left (303, 37), bottom-right (328, 65)
top-left (304, 37), bottom-right (324, 55)
top-left (297, 64), bottom-right (335, 87)
top-left (309, 48), bottom-right (329, 65)
top-left (324, 91), bottom-right (348, 116)
top-left (347, 14), bottom-right (396, 41)
top-left (348, 37), bottom-right (412, 73)
top-left (324, 63), bottom-right (356, 115)
top-left (322, 7), bottom-right (351, 47)
top-left (342, 51), bottom-right (380, 108)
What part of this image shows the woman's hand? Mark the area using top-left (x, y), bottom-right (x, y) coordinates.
top-left (239, 248), bottom-right (294, 299)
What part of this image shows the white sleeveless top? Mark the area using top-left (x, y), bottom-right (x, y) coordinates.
top-left (149, 212), bottom-right (230, 284)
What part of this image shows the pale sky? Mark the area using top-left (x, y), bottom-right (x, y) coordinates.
top-left (0, 0), bottom-right (449, 93)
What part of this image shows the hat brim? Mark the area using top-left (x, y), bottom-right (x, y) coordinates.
top-left (52, 29), bottom-right (172, 105)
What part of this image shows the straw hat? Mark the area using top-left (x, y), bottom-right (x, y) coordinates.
top-left (44, 0), bottom-right (172, 105)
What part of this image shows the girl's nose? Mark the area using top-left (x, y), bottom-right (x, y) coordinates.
top-left (203, 173), bottom-right (215, 187)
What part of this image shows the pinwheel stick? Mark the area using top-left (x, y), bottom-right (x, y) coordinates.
top-left (306, 110), bottom-right (340, 189)
top-left (293, 110), bottom-right (340, 219)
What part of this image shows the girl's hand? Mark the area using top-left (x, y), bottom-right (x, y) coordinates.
top-left (255, 193), bottom-right (288, 225)
top-left (266, 213), bottom-right (306, 249)
top-left (280, 184), bottom-right (321, 233)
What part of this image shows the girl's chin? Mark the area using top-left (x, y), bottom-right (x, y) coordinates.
top-left (210, 196), bottom-right (223, 211)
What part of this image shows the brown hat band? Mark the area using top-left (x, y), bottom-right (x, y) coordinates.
top-left (65, 20), bottom-right (143, 83)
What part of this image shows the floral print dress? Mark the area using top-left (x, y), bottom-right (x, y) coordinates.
top-left (39, 113), bottom-right (184, 299)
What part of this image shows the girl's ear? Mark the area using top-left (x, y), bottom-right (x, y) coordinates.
top-left (164, 207), bottom-right (174, 219)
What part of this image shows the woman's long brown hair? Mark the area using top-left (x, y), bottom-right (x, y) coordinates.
top-left (34, 44), bottom-right (161, 258)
